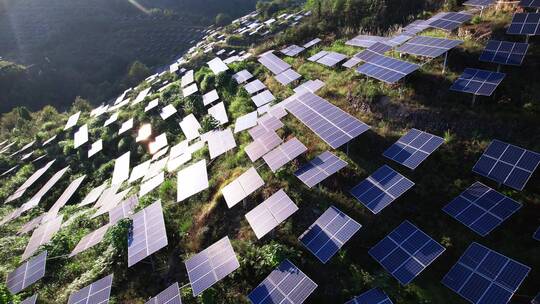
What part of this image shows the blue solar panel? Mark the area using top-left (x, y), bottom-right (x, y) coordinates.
top-left (507, 13), bottom-right (540, 36)
top-left (472, 139), bottom-right (540, 191)
top-left (442, 242), bottom-right (531, 304)
top-left (428, 12), bottom-right (473, 31)
top-left (533, 226), bottom-right (540, 241)
top-left (450, 68), bottom-right (506, 96)
top-left (443, 182), bottom-right (522, 236)
top-left (356, 54), bottom-right (420, 84)
top-left (248, 259), bottom-right (317, 304)
top-left (294, 151), bottom-right (347, 188)
top-left (383, 129), bottom-right (444, 170)
top-left (299, 206), bottom-right (361, 263)
top-left (464, 0), bottom-right (496, 7)
top-left (396, 36), bottom-right (463, 58)
top-left (369, 221), bottom-right (445, 285)
top-left (520, 0), bottom-right (540, 8)
top-left (350, 165), bottom-right (414, 214)
top-left (479, 40), bottom-right (529, 66)
top-left (345, 288), bottom-right (393, 304)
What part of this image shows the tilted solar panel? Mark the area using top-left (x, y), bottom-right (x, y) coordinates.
top-left (112, 151), bottom-right (130, 185)
top-left (450, 68), bottom-right (506, 96)
top-left (245, 189), bottom-right (298, 239)
top-left (118, 118), bottom-right (134, 135)
top-left (5, 159), bottom-right (55, 203)
top-left (303, 38), bottom-right (321, 49)
top-left (222, 167), bottom-right (264, 208)
top-left (275, 69), bottom-right (302, 85)
top-left (293, 79), bottom-right (325, 95)
top-left (316, 51), bottom-right (348, 67)
top-left (177, 160), bottom-right (209, 202)
top-left (343, 42), bottom-right (393, 68)
top-left (203, 89), bottom-right (219, 106)
top-left (464, 0), bottom-right (496, 6)
top-left (248, 259), bottom-right (317, 304)
top-left (534, 226), bottom-right (540, 241)
top-left (245, 129), bottom-right (283, 162)
top-left (350, 165), bottom-right (414, 214)
top-left (346, 34), bottom-right (387, 48)
top-left (263, 137), bottom-right (307, 172)
top-left (244, 79), bottom-right (266, 95)
top-left (109, 195), bottom-right (139, 224)
top-left (299, 206), bottom-right (361, 263)
top-left (507, 13), bottom-right (540, 35)
top-left (67, 274), bottom-right (113, 304)
top-left (356, 54), bottom-right (420, 84)
top-left (207, 128), bottom-right (237, 159)
top-left (21, 294), bottom-right (38, 304)
top-left (442, 242), bottom-right (530, 304)
top-left (472, 139), bottom-right (540, 190)
top-left (294, 151), bottom-right (347, 188)
top-left (519, 0), bottom-right (540, 8)
top-left (443, 182), bottom-right (522, 236)
top-left (208, 102), bottom-right (229, 125)
top-left (396, 36), bottom-right (463, 58)
top-left (70, 224), bottom-right (111, 257)
top-left (428, 12), bottom-right (473, 31)
top-left (185, 236), bottom-right (240, 296)
top-left (145, 282), bottom-right (182, 304)
top-left (251, 90), bottom-right (276, 107)
top-left (73, 124), bottom-right (89, 149)
top-left (479, 40), bottom-right (529, 66)
top-left (139, 171), bottom-right (165, 197)
top-left (180, 114), bottom-right (201, 141)
top-left (22, 215), bottom-right (63, 261)
top-left (88, 139), bottom-right (103, 158)
top-left (234, 111), bottom-right (258, 133)
top-left (6, 251), bottom-right (47, 294)
top-left (369, 221), bottom-right (445, 285)
top-left (232, 70), bottom-right (254, 84)
top-left (308, 51), bottom-right (329, 62)
top-left (128, 200), bottom-right (168, 267)
top-left (258, 52), bottom-right (291, 75)
top-left (383, 128), bottom-right (444, 170)
top-left (345, 288), bottom-right (393, 304)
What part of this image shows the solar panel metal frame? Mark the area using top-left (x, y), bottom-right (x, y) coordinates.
top-left (294, 151), bottom-right (347, 188)
top-left (356, 54), bottom-right (420, 84)
top-left (248, 259), bottom-right (317, 304)
top-left (479, 40), bottom-right (529, 66)
top-left (472, 139), bottom-right (540, 191)
top-left (299, 206), bottom-right (362, 263)
top-left (396, 36), bottom-right (463, 58)
top-left (128, 200), bottom-right (168, 267)
top-left (507, 13), bottom-right (540, 35)
top-left (383, 128), bottom-right (445, 170)
top-left (67, 274), bottom-right (113, 304)
top-left (369, 220), bottom-right (446, 285)
top-left (441, 242), bottom-right (531, 304)
top-left (345, 288), bottom-right (393, 304)
top-left (6, 251), bottom-right (47, 294)
top-left (145, 282), bottom-right (182, 304)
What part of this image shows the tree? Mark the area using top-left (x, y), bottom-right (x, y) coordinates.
top-left (124, 61), bottom-right (150, 88)
top-left (215, 13), bottom-right (232, 26)
top-left (71, 96), bottom-right (92, 113)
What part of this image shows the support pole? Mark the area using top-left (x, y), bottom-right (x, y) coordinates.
top-left (497, 64), bottom-right (501, 73)
top-left (346, 142), bottom-right (350, 156)
top-left (471, 95), bottom-right (477, 107)
top-left (442, 52), bottom-right (448, 74)
top-left (480, 8), bottom-right (484, 18)
top-left (525, 35), bottom-right (530, 43)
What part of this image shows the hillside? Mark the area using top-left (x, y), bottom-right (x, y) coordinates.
top-left (0, 0), bottom-right (257, 113)
top-left (0, 0), bottom-right (539, 304)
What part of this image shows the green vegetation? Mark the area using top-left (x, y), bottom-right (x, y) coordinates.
top-left (0, 1), bottom-right (539, 304)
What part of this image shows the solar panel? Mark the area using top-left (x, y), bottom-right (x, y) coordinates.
top-left (93, 184), bottom-right (122, 209)
top-left (295, 151), bottom-right (347, 188)
top-left (275, 69), bottom-right (301, 85)
top-left (232, 70), bottom-right (253, 84)
top-left (248, 116), bottom-right (283, 139)
top-left (203, 89), bottom-right (219, 106)
top-left (145, 98), bottom-right (159, 113)
top-left (69, 224), bottom-right (110, 257)
top-left (22, 215), bottom-right (63, 260)
top-left (396, 36), bottom-right (463, 58)
top-left (5, 160), bottom-right (55, 203)
top-left (92, 187), bottom-right (131, 218)
top-left (308, 51), bottom-right (328, 62)
top-left (234, 111), bottom-right (258, 133)
top-left (149, 133), bottom-right (168, 154)
top-left (42, 135), bottom-right (57, 147)
top-left (464, 0), bottom-right (496, 6)
top-left (143, 157), bottom-right (169, 182)
top-left (299, 206), bottom-right (361, 263)
top-left (343, 42), bottom-right (393, 68)
top-left (281, 44), bottom-right (305, 56)
top-left (222, 167), bottom-right (265, 208)
top-left (160, 105), bottom-right (177, 120)
top-left (109, 195), bottom-right (139, 224)
top-left (67, 274), bottom-right (113, 304)
top-left (18, 214), bottom-right (45, 235)
top-left (245, 189), bottom-right (298, 239)
top-left (139, 171), bottom-right (165, 197)
top-left (258, 52), bottom-right (291, 75)
top-left (112, 151), bottom-right (130, 185)
top-left (207, 128), bottom-right (237, 159)
top-left (245, 130), bottom-right (283, 162)
top-left (356, 54), bottom-right (420, 84)
top-left (385, 33), bottom-right (414, 47)
top-left (519, 0), bottom-right (540, 8)
top-left (442, 242), bottom-right (531, 304)
top-left (479, 40), bottom-right (529, 66)
top-left (25, 166), bottom-right (69, 208)
top-left (180, 114), bottom-right (201, 140)
top-left (118, 118), bottom-right (134, 135)
top-left (443, 182), bottom-right (522, 236)
top-left (10, 140), bottom-right (36, 157)
top-left (346, 34), bottom-right (387, 48)
top-left (79, 183), bottom-right (107, 207)
top-left (293, 79), bottom-right (325, 95)
top-left (245, 79), bottom-right (267, 95)
top-left (248, 259), bottom-right (317, 304)
top-left (350, 165), bottom-right (414, 214)
top-left (21, 294), bottom-right (38, 304)
top-left (128, 200), bottom-right (168, 267)
top-left (534, 226), bottom-right (540, 241)
top-left (263, 137), bottom-right (307, 172)
top-left (383, 128), bottom-right (445, 170)
top-left (177, 160), bottom-right (209, 202)
top-left (208, 102), bottom-right (229, 125)
top-left (182, 70), bottom-right (194, 87)
top-left (402, 20), bottom-right (431, 35)
top-left (88, 139), bottom-right (103, 158)
top-left (345, 288), bottom-right (393, 304)
top-left (145, 282), bottom-right (182, 304)
top-left (472, 139), bottom-right (540, 190)
top-left (450, 68), bottom-right (506, 96)
top-left (167, 153), bottom-right (192, 173)
top-left (185, 236), bottom-right (240, 296)
top-left (42, 175), bottom-right (86, 223)
top-left (64, 111), bottom-right (81, 130)
top-left (507, 13), bottom-right (540, 35)
top-left (0, 165), bottom-right (18, 178)
top-left (251, 90), bottom-right (275, 107)
top-left (103, 112), bottom-right (118, 127)
top-left (285, 92), bottom-right (370, 148)
top-left (369, 221), bottom-right (445, 285)
top-left (303, 38), bottom-right (321, 49)
top-left (6, 251), bottom-right (47, 294)
top-left (428, 12), bottom-right (473, 31)
top-left (208, 57), bottom-right (229, 74)
top-left (136, 124), bottom-right (152, 142)
top-left (132, 87), bottom-right (151, 105)
top-left (316, 51), bottom-right (348, 67)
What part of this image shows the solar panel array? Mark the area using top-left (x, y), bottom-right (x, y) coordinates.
top-left (208, 57), bottom-right (229, 74)
top-left (443, 182), bottom-right (522, 236)
top-left (258, 52), bottom-right (291, 75)
top-left (73, 125), bottom-right (89, 149)
top-left (70, 224), bottom-right (111, 257)
top-left (222, 167), bottom-right (264, 208)
top-left (293, 79), bottom-right (325, 95)
top-left (183, 83), bottom-right (198, 97)
top-left (64, 111), bottom-right (81, 130)
top-left (428, 12), bottom-right (473, 31)
top-left (177, 160), bottom-right (209, 202)
top-left (245, 189), bottom-right (298, 239)
top-left (42, 175), bottom-right (86, 223)
top-left (203, 90), bottom-right (220, 107)
top-left (181, 70), bottom-right (194, 87)
top-left (294, 151), bottom-right (347, 188)
top-left (285, 92), bottom-right (370, 148)
top-left (145, 282), bottom-right (182, 304)
top-left (442, 242), bottom-right (531, 304)
top-left (263, 137), bottom-right (307, 172)
top-left (507, 13), bottom-right (540, 35)
top-left (479, 40), bottom-right (529, 66)
top-left (88, 139), bottom-right (103, 158)
top-left (160, 105), bottom-right (177, 120)
top-left (6, 251), bottom-right (47, 294)
top-left (139, 171), bottom-right (165, 197)
top-left (22, 215), bottom-right (63, 261)
top-left (79, 182), bottom-right (107, 207)
top-left (396, 36), bottom-right (463, 58)
top-left (128, 200), bottom-right (168, 267)
top-left (450, 68), bottom-right (506, 96)
top-left (299, 206), bottom-right (361, 263)
top-left (185, 236), bottom-right (240, 296)
top-left (345, 288), bottom-right (393, 304)
top-left (67, 274), bottom-right (113, 304)
top-left (275, 69), bottom-right (302, 85)
top-left (310, 51), bottom-right (348, 67)
top-left (369, 221), bottom-right (446, 285)
top-left (383, 129), bottom-right (445, 170)
top-left (248, 259), bottom-right (317, 304)
top-left (472, 139), bottom-right (540, 190)
top-left (356, 54), bottom-right (420, 84)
